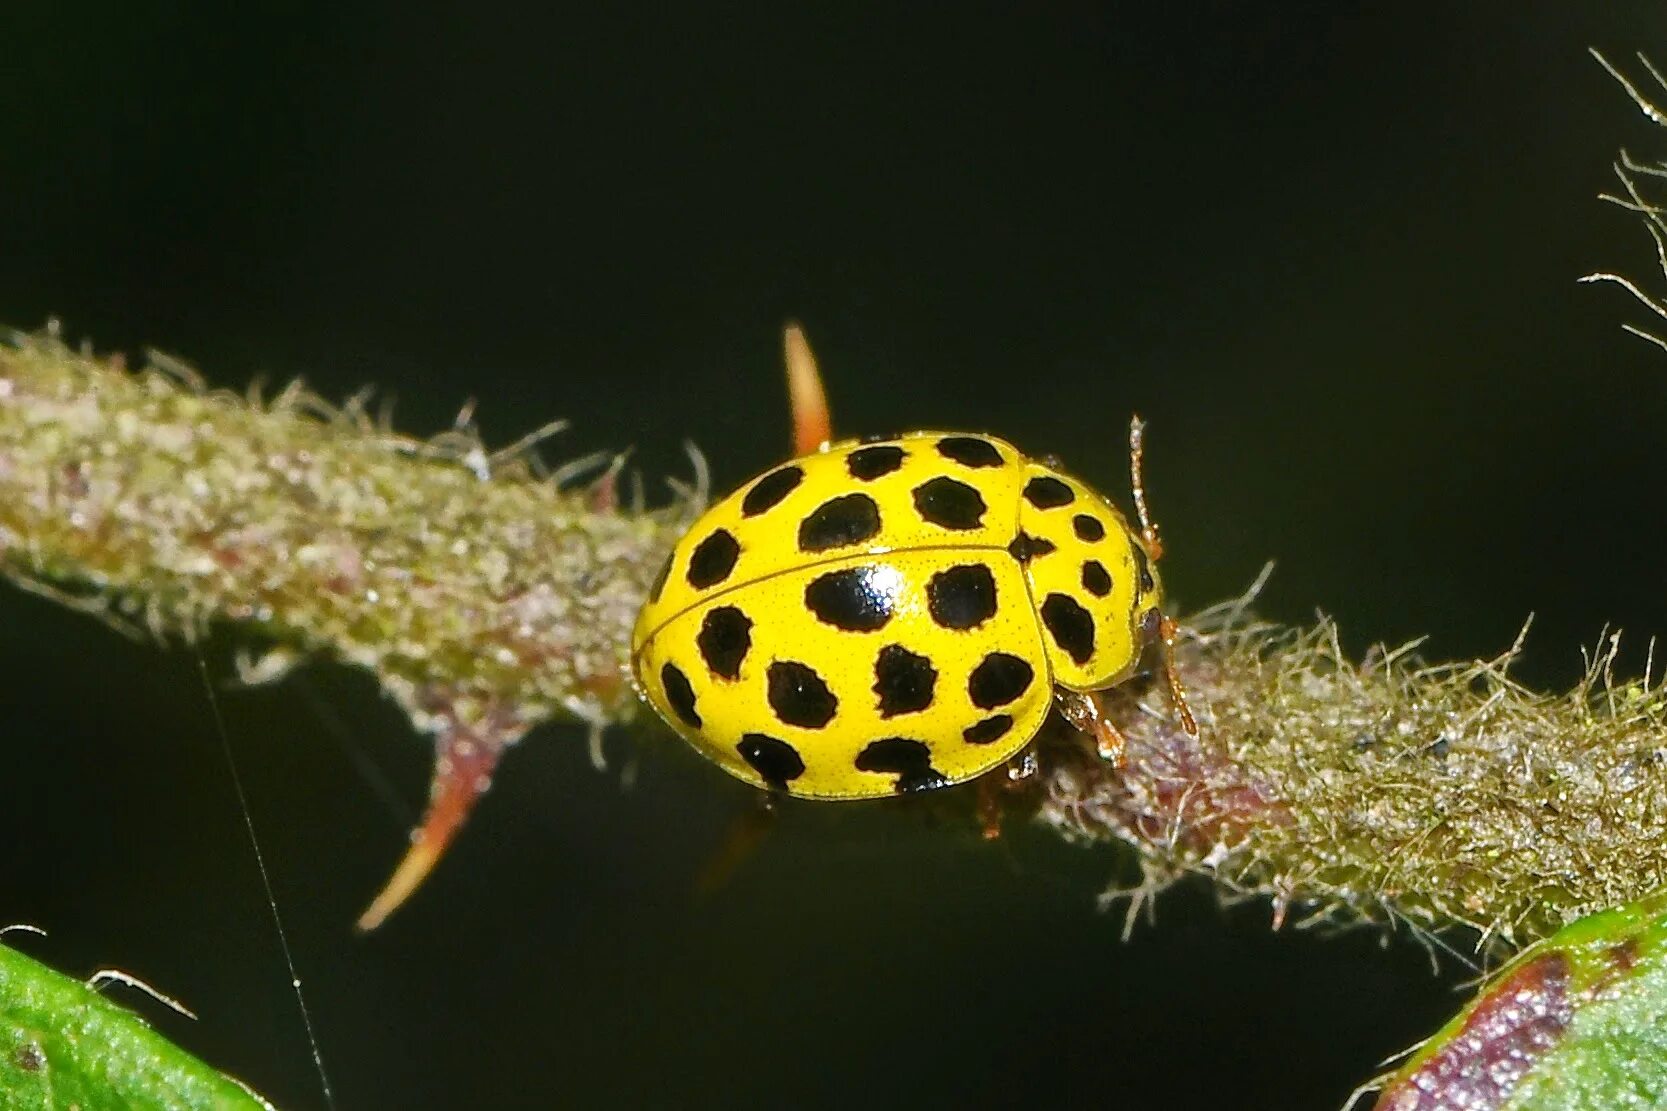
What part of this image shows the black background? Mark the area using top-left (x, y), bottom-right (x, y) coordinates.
top-left (4, 5), bottom-right (1667, 1108)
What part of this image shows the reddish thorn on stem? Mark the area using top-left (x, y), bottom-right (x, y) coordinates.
top-left (784, 321), bottom-right (832, 455)
top-left (355, 729), bottom-right (501, 932)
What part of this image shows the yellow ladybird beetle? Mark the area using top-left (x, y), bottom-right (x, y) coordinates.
top-left (631, 327), bottom-right (1195, 801)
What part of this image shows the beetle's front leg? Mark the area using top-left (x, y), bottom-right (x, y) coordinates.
top-left (695, 790), bottom-right (780, 895)
top-left (1054, 688), bottom-right (1127, 768)
top-left (975, 747), bottom-right (1041, 839)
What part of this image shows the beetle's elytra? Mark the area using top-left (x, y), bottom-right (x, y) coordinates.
top-left (631, 429), bottom-right (1171, 799)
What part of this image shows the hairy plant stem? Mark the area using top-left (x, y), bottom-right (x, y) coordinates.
top-left (3, 328), bottom-right (1663, 943)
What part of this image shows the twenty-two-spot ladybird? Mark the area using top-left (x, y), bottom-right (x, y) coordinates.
top-left (631, 419), bottom-right (1194, 799)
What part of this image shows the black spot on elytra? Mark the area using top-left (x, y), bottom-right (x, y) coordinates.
top-left (686, 529), bottom-right (740, 588)
top-left (798, 493), bottom-right (882, 552)
top-left (737, 733), bottom-right (805, 790)
top-left (1042, 593), bottom-right (1096, 665)
top-left (1073, 514), bottom-right (1106, 542)
top-left (660, 662), bottom-right (700, 727)
top-left (1081, 560), bottom-right (1112, 597)
top-left (927, 564), bottom-right (998, 630)
top-left (935, 436), bottom-right (1004, 468)
top-left (696, 606), bottom-right (752, 679)
top-left (873, 644), bottom-right (937, 717)
top-left (1007, 532), bottom-right (1056, 564)
top-left (962, 714), bottom-right (1014, 745)
top-left (647, 550), bottom-right (673, 603)
top-left (767, 660), bottom-right (838, 728)
top-left (855, 737), bottom-right (949, 793)
top-left (804, 567), bottom-right (894, 631)
top-left (1023, 475), bottom-right (1075, 509)
top-left (968, 652), bottom-right (1034, 709)
top-left (1133, 544), bottom-right (1156, 594)
top-left (742, 465), bottom-right (804, 517)
top-left (846, 444), bottom-right (906, 480)
top-left (912, 476), bottom-right (986, 530)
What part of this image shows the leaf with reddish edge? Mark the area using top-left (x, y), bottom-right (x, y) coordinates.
top-left (1375, 889), bottom-right (1667, 1110)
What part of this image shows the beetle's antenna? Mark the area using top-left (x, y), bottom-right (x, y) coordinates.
top-left (784, 321), bottom-right (832, 455)
top-left (1129, 417), bottom-right (1198, 736)
top-left (1128, 416), bottom-right (1161, 560)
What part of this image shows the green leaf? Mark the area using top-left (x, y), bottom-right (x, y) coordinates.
top-left (1376, 890), bottom-right (1667, 1110)
top-left (0, 941), bottom-right (272, 1110)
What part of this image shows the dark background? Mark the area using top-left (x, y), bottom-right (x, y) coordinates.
top-left (4, 5), bottom-right (1667, 1108)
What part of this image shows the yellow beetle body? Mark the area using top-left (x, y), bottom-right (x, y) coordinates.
top-left (631, 431), bottom-right (1161, 798)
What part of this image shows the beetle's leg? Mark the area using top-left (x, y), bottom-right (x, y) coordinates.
top-left (977, 776), bottom-right (1004, 840)
top-left (784, 322), bottom-right (832, 454)
top-left (695, 791), bottom-right (779, 895)
top-left (976, 747), bottom-right (1042, 839)
top-left (1055, 688), bottom-right (1127, 768)
top-left (1158, 614), bottom-right (1199, 736)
